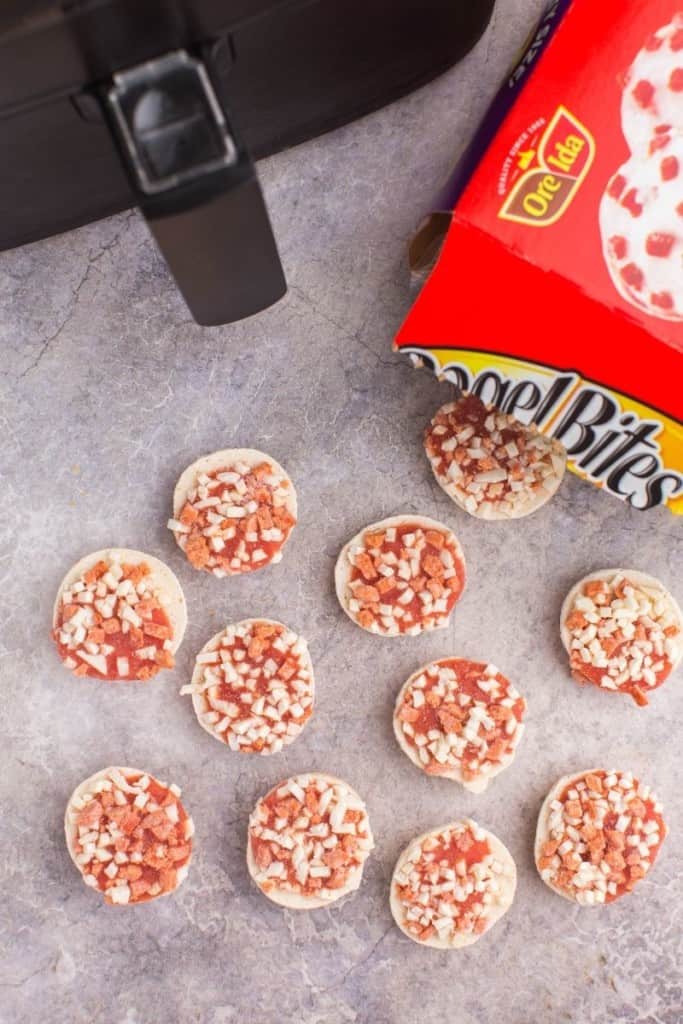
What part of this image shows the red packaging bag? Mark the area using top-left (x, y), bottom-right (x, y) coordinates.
top-left (395, 0), bottom-right (683, 514)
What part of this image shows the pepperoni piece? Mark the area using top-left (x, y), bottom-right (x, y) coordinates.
top-left (65, 767), bottom-right (194, 905)
top-left (393, 658), bottom-right (526, 791)
top-left (607, 173), bottom-right (626, 199)
top-left (181, 619), bottom-right (314, 755)
top-left (608, 235), bottom-right (627, 260)
top-left (651, 291), bottom-right (675, 310)
top-left (632, 80), bottom-right (655, 109)
top-left (661, 155), bottom-right (680, 180)
top-left (621, 188), bottom-right (643, 217)
top-left (185, 534), bottom-right (210, 569)
top-left (648, 133), bottom-right (671, 154)
top-left (391, 821), bottom-right (516, 947)
top-left (620, 263), bottom-right (644, 290)
top-left (169, 448), bottom-right (297, 577)
top-left (335, 516), bottom-right (466, 637)
top-left (669, 67), bottom-right (683, 90)
top-left (561, 570), bottom-right (682, 705)
top-left (247, 774), bottom-right (373, 908)
top-left (536, 769), bottom-right (667, 905)
top-left (646, 232), bottom-right (675, 256)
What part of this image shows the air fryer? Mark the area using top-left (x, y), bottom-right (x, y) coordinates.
top-left (0, 0), bottom-right (496, 325)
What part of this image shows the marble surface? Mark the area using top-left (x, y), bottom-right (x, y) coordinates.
top-left (1, 2), bottom-right (682, 1022)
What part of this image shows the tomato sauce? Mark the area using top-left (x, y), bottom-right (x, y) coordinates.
top-left (398, 659), bottom-right (525, 778)
top-left (348, 522), bottom-right (465, 633)
top-left (576, 659), bottom-right (671, 704)
top-left (396, 825), bottom-right (495, 937)
top-left (215, 627), bottom-right (304, 714)
top-left (54, 561), bottom-right (175, 681)
top-left (178, 461), bottom-right (295, 575)
top-left (250, 780), bottom-right (369, 897)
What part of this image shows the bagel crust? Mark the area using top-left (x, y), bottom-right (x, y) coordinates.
top-left (393, 657), bottom-right (526, 792)
top-left (52, 548), bottom-right (186, 681)
top-left (65, 766), bottom-right (194, 905)
top-left (424, 394), bottom-right (566, 519)
top-left (390, 819), bottom-right (516, 948)
top-left (560, 569), bottom-right (682, 706)
top-left (535, 768), bottom-right (667, 906)
top-left (169, 448), bottom-right (297, 577)
top-left (247, 773), bottom-right (373, 909)
top-left (335, 515), bottom-right (466, 637)
top-left (181, 618), bottom-right (314, 754)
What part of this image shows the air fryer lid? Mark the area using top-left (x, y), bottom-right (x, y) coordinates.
top-left (0, 0), bottom-right (496, 151)
top-left (0, 0), bottom-right (497, 325)
top-left (0, 0), bottom-right (294, 113)
top-left (0, 1), bottom-right (293, 325)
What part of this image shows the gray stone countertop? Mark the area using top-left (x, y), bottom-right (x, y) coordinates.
top-left (1, 2), bottom-right (681, 1021)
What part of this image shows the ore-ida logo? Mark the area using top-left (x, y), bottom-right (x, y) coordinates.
top-left (499, 106), bottom-right (595, 227)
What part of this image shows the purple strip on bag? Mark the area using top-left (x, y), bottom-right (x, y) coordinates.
top-left (433, 0), bottom-right (574, 213)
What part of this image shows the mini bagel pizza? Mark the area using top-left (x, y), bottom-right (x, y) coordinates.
top-left (390, 820), bottom-right (516, 948)
top-left (52, 548), bottom-right (187, 681)
top-left (65, 766), bottom-right (194, 906)
top-left (424, 394), bottom-right (566, 520)
top-left (561, 569), bottom-right (683, 706)
top-left (247, 773), bottom-right (374, 909)
top-left (393, 658), bottom-right (526, 792)
top-left (621, 15), bottom-right (683, 155)
top-left (180, 619), bottom-right (314, 754)
top-left (169, 448), bottom-right (297, 577)
top-left (335, 515), bottom-right (466, 637)
top-left (600, 138), bottom-right (683, 322)
top-left (535, 769), bottom-right (667, 907)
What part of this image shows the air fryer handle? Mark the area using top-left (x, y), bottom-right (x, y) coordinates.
top-left (103, 51), bottom-right (286, 326)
